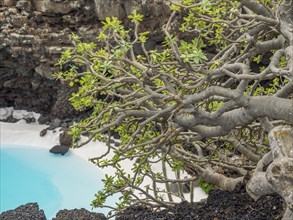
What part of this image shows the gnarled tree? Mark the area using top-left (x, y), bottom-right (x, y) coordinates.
top-left (54, 0), bottom-right (293, 218)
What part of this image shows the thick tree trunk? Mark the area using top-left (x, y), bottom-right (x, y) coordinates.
top-left (246, 126), bottom-right (293, 220)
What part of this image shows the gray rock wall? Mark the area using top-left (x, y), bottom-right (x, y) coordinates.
top-left (0, 0), bottom-right (170, 119)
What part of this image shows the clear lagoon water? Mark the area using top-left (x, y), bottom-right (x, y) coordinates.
top-left (0, 144), bottom-right (117, 218)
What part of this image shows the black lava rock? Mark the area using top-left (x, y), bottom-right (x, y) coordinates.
top-left (59, 131), bottom-right (74, 147)
top-left (1, 116), bottom-right (19, 123)
top-left (49, 145), bottom-right (69, 155)
top-left (0, 203), bottom-right (46, 220)
top-left (116, 189), bottom-right (285, 220)
top-left (53, 208), bottom-right (106, 220)
top-left (24, 117), bottom-right (36, 124)
top-left (40, 128), bottom-right (48, 137)
top-left (38, 115), bottom-right (51, 125)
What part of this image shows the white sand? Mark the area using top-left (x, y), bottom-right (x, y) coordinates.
top-left (0, 108), bottom-right (207, 207)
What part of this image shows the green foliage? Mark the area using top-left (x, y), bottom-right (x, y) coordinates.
top-left (54, 0), bottom-right (291, 216)
top-left (179, 0), bottom-right (240, 47)
top-left (253, 55), bottom-right (262, 64)
top-left (102, 17), bottom-right (123, 31)
top-left (208, 101), bottom-right (224, 111)
top-left (198, 179), bottom-right (214, 194)
top-left (170, 4), bottom-right (180, 12)
top-left (128, 10), bottom-right (144, 24)
top-left (170, 158), bottom-right (185, 172)
top-left (248, 77), bottom-right (288, 96)
top-left (257, 0), bottom-right (283, 7)
top-left (67, 122), bottom-right (83, 147)
top-left (180, 39), bottom-right (208, 63)
top-left (91, 191), bottom-right (107, 207)
top-left (278, 56), bottom-right (287, 68)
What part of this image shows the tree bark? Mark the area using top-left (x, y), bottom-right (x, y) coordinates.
top-left (247, 126), bottom-right (293, 220)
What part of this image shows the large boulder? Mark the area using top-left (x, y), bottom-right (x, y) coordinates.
top-left (93, 0), bottom-right (127, 20)
top-left (53, 208), bottom-right (106, 220)
top-left (33, 0), bottom-right (85, 14)
top-left (59, 131), bottom-right (74, 147)
top-left (49, 144), bottom-right (69, 155)
top-left (0, 203), bottom-right (46, 220)
top-left (0, 204), bottom-right (106, 220)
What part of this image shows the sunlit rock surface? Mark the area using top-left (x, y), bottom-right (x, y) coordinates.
top-left (0, 0), bottom-right (170, 118)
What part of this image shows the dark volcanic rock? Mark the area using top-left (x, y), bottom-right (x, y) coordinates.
top-left (50, 86), bottom-right (79, 120)
top-left (1, 115), bottom-right (19, 123)
top-left (0, 1), bottom-right (170, 120)
top-left (38, 115), bottom-right (51, 125)
top-left (39, 128), bottom-right (47, 137)
top-left (24, 117), bottom-right (36, 123)
top-left (59, 131), bottom-right (74, 147)
top-left (116, 188), bottom-right (285, 220)
top-left (0, 186), bottom-right (286, 220)
top-left (0, 203), bottom-right (46, 220)
top-left (49, 144), bottom-right (69, 155)
top-left (53, 208), bottom-right (106, 220)
top-left (47, 118), bottom-right (62, 130)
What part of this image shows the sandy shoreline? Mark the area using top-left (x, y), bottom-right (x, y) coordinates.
top-left (0, 118), bottom-right (207, 205)
top-left (0, 121), bottom-right (109, 165)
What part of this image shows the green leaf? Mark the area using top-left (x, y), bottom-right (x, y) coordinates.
top-left (253, 55), bottom-right (262, 64)
top-left (199, 179), bottom-right (213, 193)
top-left (97, 31), bottom-right (107, 41)
top-left (170, 4), bottom-right (180, 11)
top-left (71, 32), bottom-right (81, 43)
top-left (200, 0), bottom-right (212, 11)
top-left (128, 10), bottom-right (144, 23)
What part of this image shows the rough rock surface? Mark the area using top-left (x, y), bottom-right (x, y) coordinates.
top-left (0, 186), bottom-right (285, 220)
top-left (0, 0), bottom-right (170, 119)
top-left (49, 144), bottom-right (70, 155)
top-left (0, 203), bottom-right (46, 220)
top-left (59, 131), bottom-right (74, 147)
top-left (0, 204), bottom-right (106, 220)
top-left (53, 208), bottom-right (106, 220)
top-left (116, 187), bottom-right (285, 220)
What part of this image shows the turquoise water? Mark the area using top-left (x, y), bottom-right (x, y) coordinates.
top-left (0, 145), bottom-right (116, 218)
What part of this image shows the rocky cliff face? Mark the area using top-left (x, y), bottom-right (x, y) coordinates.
top-left (0, 0), bottom-right (170, 119)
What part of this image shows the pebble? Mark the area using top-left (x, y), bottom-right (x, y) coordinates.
top-left (40, 128), bottom-right (47, 137)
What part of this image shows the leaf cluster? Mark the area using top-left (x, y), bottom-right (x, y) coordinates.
top-left (54, 0), bottom-right (292, 217)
